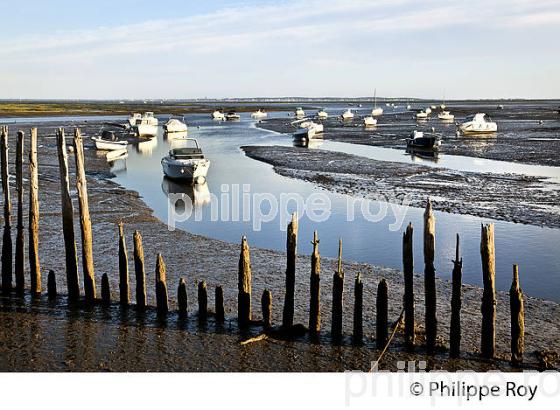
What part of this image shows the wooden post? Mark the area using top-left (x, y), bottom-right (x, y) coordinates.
top-left (198, 280), bottom-right (207, 321)
top-left (331, 238), bottom-right (344, 342)
top-left (56, 128), bottom-right (79, 301)
top-left (1, 126), bottom-right (13, 293)
top-left (403, 223), bottom-right (415, 351)
top-left (510, 265), bottom-right (524, 366)
top-left (282, 212), bottom-right (298, 328)
top-left (238, 236), bottom-right (252, 328)
top-left (450, 234), bottom-right (463, 358)
top-left (262, 290), bottom-right (272, 329)
top-left (15, 130), bottom-right (25, 293)
top-left (376, 279), bottom-right (388, 349)
top-left (424, 199), bottom-right (437, 354)
top-left (118, 222), bottom-right (129, 305)
top-left (47, 270), bottom-right (57, 301)
top-left (215, 286), bottom-right (225, 323)
top-left (155, 253), bottom-right (168, 315)
top-left (101, 273), bottom-right (110, 306)
top-left (73, 129), bottom-right (96, 303)
top-left (480, 223), bottom-right (496, 359)
top-left (29, 128), bottom-right (41, 296)
top-left (353, 273), bottom-right (363, 344)
top-left (133, 230), bottom-right (147, 309)
top-left (178, 278), bottom-right (188, 316)
top-left (309, 230), bottom-right (321, 333)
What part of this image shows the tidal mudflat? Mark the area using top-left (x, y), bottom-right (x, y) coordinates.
top-left (0, 109), bottom-right (559, 372)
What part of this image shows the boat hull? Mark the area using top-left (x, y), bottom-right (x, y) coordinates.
top-left (161, 158), bottom-right (210, 183)
top-left (92, 137), bottom-right (128, 151)
top-left (459, 123), bottom-right (497, 134)
top-left (135, 124), bottom-right (158, 137)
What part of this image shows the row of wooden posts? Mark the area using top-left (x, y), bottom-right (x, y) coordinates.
top-left (0, 126), bottom-right (525, 365)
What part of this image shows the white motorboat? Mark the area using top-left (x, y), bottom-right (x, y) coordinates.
top-left (212, 110), bottom-right (225, 120)
top-left (130, 112), bottom-right (158, 137)
top-left (371, 88), bottom-right (383, 116)
top-left (91, 131), bottom-right (128, 151)
top-left (341, 109), bottom-right (354, 120)
top-left (363, 116), bottom-right (377, 126)
top-left (438, 111), bottom-right (455, 121)
top-left (459, 113), bottom-right (497, 134)
top-left (430, 105), bottom-right (437, 110)
top-left (406, 104), bottom-right (412, 110)
top-left (317, 109), bottom-right (329, 119)
top-left (299, 121), bottom-right (324, 134)
top-left (164, 117), bottom-right (188, 133)
top-left (406, 130), bottom-right (441, 150)
top-left (251, 109), bottom-right (268, 119)
top-left (425, 107), bottom-right (432, 115)
top-left (295, 107), bottom-right (305, 118)
top-left (225, 111), bottom-right (241, 121)
top-left (440, 104), bottom-right (446, 110)
top-left (127, 113), bottom-right (142, 127)
top-left (161, 138), bottom-right (210, 183)
top-left (416, 111), bottom-right (429, 120)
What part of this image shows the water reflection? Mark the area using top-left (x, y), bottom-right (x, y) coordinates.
top-left (406, 148), bottom-right (440, 163)
top-left (135, 136), bottom-right (158, 156)
top-left (161, 177), bottom-right (211, 209)
top-left (293, 139), bottom-right (323, 149)
top-left (164, 130), bottom-right (188, 141)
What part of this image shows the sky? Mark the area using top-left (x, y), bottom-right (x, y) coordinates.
top-left (1, 0), bottom-right (559, 99)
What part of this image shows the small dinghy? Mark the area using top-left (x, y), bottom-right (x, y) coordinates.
top-left (161, 138), bottom-right (210, 183)
top-left (406, 130), bottom-right (441, 150)
top-left (91, 131), bottom-right (128, 151)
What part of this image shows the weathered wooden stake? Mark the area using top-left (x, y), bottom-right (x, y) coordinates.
top-left (178, 278), bottom-right (188, 316)
top-left (56, 128), bottom-right (79, 301)
top-left (238, 236), bottom-right (252, 328)
top-left (262, 289), bottom-right (272, 329)
top-left (15, 130), bottom-right (25, 293)
top-left (331, 238), bottom-right (344, 342)
top-left (198, 280), bottom-right (208, 321)
top-left (47, 270), bottom-right (57, 300)
top-left (215, 286), bottom-right (225, 323)
top-left (73, 129), bottom-right (96, 303)
top-left (376, 279), bottom-right (388, 349)
top-left (450, 234), bottom-right (463, 358)
top-left (309, 230), bottom-right (321, 333)
top-left (510, 264), bottom-right (524, 366)
top-left (101, 273), bottom-right (111, 306)
top-left (118, 222), bottom-right (130, 305)
top-left (282, 212), bottom-right (298, 328)
top-left (155, 253), bottom-right (168, 315)
top-left (1, 126), bottom-right (13, 293)
top-left (480, 223), bottom-right (496, 359)
top-left (403, 222), bottom-right (415, 351)
top-left (133, 230), bottom-right (147, 309)
top-left (29, 128), bottom-right (41, 296)
top-left (353, 273), bottom-right (363, 344)
top-left (424, 199), bottom-right (437, 354)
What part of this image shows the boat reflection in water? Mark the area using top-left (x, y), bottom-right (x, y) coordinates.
top-left (161, 177), bottom-right (211, 213)
top-left (293, 138), bottom-right (323, 149)
top-left (406, 147), bottom-right (440, 163)
top-left (135, 136), bottom-right (158, 156)
top-left (105, 149), bottom-right (128, 173)
top-left (164, 130), bottom-right (188, 142)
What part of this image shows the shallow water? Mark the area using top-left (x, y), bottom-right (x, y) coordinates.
top-left (109, 111), bottom-right (560, 302)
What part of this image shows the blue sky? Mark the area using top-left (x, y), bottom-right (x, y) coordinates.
top-left (1, 0), bottom-right (559, 99)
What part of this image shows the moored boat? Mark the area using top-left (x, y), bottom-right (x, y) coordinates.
top-left (212, 110), bottom-right (225, 120)
top-left (251, 109), bottom-right (268, 119)
top-left (225, 111), bottom-right (241, 121)
top-left (416, 110), bottom-right (429, 120)
top-left (459, 113), bottom-right (497, 134)
top-left (438, 111), bottom-right (455, 121)
top-left (130, 112), bottom-right (159, 137)
top-left (341, 109), bottom-right (354, 120)
top-left (164, 117), bottom-right (188, 133)
top-left (91, 131), bottom-right (128, 151)
top-left (295, 107), bottom-right (305, 118)
top-left (161, 138), bottom-right (210, 183)
top-left (363, 116), bottom-right (377, 126)
top-left (406, 130), bottom-right (441, 150)
top-left (317, 108), bottom-right (328, 119)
